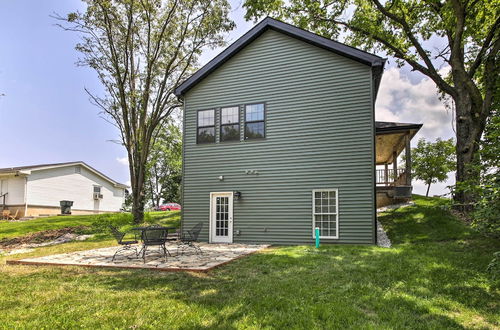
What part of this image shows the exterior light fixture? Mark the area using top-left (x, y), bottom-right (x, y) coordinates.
top-left (218, 175), bottom-right (224, 181)
top-left (234, 191), bottom-right (242, 199)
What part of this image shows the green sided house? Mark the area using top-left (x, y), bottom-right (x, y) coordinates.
top-left (174, 18), bottom-right (422, 245)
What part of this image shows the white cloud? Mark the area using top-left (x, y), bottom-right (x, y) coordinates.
top-left (116, 156), bottom-right (129, 166)
top-left (376, 67), bottom-right (455, 141)
top-left (376, 67), bottom-right (456, 196)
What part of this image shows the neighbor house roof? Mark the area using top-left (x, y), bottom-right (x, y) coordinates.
top-left (0, 161), bottom-right (128, 188)
top-left (174, 17), bottom-right (386, 97)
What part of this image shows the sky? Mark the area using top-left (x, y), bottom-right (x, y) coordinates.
top-left (0, 0), bottom-right (455, 196)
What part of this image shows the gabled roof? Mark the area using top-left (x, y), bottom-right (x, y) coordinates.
top-left (0, 161), bottom-right (128, 188)
top-left (175, 17), bottom-right (386, 97)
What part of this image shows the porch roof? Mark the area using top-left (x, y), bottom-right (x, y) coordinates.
top-left (375, 121), bottom-right (422, 165)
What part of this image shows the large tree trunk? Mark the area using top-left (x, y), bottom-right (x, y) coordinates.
top-left (130, 154), bottom-right (147, 224)
top-left (454, 92), bottom-right (483, 208)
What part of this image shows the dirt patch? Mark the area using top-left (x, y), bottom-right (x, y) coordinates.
top-left (0, 226), bottom-right (90, 248)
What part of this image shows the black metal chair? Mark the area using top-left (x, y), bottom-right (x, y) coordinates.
top-left (109, 226), bottom-right (139, 262)
top-left (140, 225), bottom-right (171, 263)
top-left (178, 222), bottom-right (203, 255)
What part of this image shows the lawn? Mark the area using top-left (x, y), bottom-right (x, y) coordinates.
top-left (0, 211), bottom-right (180, 240)
top-left (0, 196), bottom-right (498, 329)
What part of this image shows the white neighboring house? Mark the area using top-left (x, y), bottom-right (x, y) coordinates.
top-left (0, 162), bottom-right (128, 218)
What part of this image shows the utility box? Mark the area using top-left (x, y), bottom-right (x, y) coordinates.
top-left (60, 200), bottom-right (74, 215)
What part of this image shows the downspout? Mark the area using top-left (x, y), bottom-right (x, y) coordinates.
top-left (24, 176), bottom-right (28, 217)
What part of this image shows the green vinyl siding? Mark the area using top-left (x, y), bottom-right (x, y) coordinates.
top-left (182, 30), bottom-right (375, 244)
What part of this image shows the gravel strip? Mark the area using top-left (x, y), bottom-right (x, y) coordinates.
top-left (376, 220), bottom-right (391, 248)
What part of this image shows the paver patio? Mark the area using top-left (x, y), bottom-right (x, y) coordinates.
top-left (7, 243), bottom-right (270, 272)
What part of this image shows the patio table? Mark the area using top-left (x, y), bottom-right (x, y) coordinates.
top-left (132, 226), bottom-right (178, 262)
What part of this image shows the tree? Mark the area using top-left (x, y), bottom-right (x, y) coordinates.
top-left (411, 138), bottom-right (455, 197)
top-left (146, 122), bottom-right (182, 208)
top-left (457, 108), bottom-right (499, 237)
top-left (244, 0), bottom-right (500, 205)
top-left (56, 0), bottom-right (234, 223)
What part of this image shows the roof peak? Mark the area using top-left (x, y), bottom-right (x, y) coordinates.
top-left (175, 16), bottom-right (386, 97)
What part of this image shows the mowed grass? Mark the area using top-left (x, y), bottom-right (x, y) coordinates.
top-left (0, 197), bottom-right (499, 329)
top-left (0, 211), bottom-right (180, 240)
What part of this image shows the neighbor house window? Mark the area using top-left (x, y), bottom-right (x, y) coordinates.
top-left (75, 166), bottom-right (81, 174)
top-left (197, 109), bottom-right (215, 144)
top-left (93, 186), bottom-right (102, 194)
top-left (312, 189), bottom-right (338, 239)
top-left (220, 106), bottom-right (240, 142)
top-left (245, 103), bottom-right (265, 139)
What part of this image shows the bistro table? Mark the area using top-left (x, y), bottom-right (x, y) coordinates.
top-left (132, 226), bottom-right (178, 260)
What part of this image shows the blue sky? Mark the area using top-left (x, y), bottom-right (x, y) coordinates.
top-left (0, 0), bottom-right (454, 196)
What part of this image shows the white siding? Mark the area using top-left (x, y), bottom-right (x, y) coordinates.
top-left (26, 166), bottom-right (125, 212)
top-left (0, 177), bottom-right (26, 205)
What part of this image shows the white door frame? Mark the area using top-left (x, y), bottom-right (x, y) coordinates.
top-left (209, 192), bottom-right (234, 243)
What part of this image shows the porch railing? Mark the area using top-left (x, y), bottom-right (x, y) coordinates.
top-left (376, 168), bottom-right (406, 186)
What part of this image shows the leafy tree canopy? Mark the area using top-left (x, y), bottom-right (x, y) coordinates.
top-left (244, 0), bottom-right (500, 205)
top-left (412, 138), bottom-right (455, 197)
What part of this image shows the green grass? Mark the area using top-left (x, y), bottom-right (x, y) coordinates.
top-left (0, 196), bottom-right (498, 329)
top-left (0, 211), bottom-right (180, 240)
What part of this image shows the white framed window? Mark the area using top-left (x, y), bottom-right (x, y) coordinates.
top-left (75, 166), bottom-right (81, 174)
top-left (93, 186), bottom-right (102, 194)
top-left (312, 189), bottom-right (339, 239)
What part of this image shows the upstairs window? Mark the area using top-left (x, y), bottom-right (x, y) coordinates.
top-left (220, 106), bottom-right (240, 142)
top-left (197, 109), bottom-right (215, 144)
top-left (93, 186), bottom-right (102, 194)
top-left (245, 103), bottom-right (265, 139)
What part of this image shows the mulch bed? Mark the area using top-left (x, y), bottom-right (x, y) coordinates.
top-left (0, 226), bottom-right (90, 248)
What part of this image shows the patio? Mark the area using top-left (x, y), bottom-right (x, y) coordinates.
top-left (7, 243), bottom-right (270, 272)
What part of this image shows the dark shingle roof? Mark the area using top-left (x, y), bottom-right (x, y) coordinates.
top-left (375, 121), bottom-right (423, 133)
top-left (175, 17), bottom-right (386, 97)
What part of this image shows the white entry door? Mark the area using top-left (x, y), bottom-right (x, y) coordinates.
top-left (210, 192), bottom-right (233, 243)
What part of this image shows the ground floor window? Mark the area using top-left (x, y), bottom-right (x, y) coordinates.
top-left (312, 189), bottom-right (338, 239)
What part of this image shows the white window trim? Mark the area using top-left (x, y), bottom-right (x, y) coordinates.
top-left (312, 189), bottom-right (339, 239)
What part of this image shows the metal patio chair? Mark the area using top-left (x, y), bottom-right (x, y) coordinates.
top-left (109, 226), bottom-right (139, 262)
top-left (140, 225), bottom-right (171, 263)
top-left (178, 222), bottom-right (203, 255)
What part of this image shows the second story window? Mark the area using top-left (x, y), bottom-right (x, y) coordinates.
top-left (220, 106), bottom-right (240, 142)
top-left (245, 103), bottom-right (265, 140)
top-left (197, 109), bottom-right (215, 144)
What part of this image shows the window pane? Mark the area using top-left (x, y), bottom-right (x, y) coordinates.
top-left (198, 110), bottom-right (214, 127)
top-left (221, 124), bottom-right (240, 141)
top-left (245, 104), bottom-right (264, 121)
top-left (93, 186), bottom-right (101, 193)
top-left (197, 127), bottom-right (215, 143)
top-left (221, 107), bottom-right (239, 124)
top-left (245, 122), bottom-right (265, 139)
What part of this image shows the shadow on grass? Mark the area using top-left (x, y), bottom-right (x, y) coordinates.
top-left (7, 242), bottom-right (494, 328)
